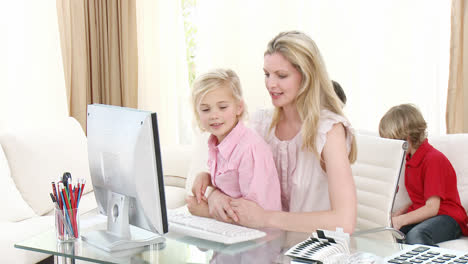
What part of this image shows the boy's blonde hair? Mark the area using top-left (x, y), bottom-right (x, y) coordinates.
top-left (379, 104), bottom-right (427, 148)
top-left (191, 68), bottom-right (246, 131)
top-left (265, 31), bottom-right (356, 163)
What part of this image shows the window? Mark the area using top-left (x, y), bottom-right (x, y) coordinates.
top-left (188, 0), bottom-right (451, 136)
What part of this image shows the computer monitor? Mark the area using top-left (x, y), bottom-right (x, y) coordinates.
top-left (83, 104), bottom-right (168, 252)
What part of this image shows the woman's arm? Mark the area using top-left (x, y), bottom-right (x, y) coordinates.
top-left (391, 196), bottom-right (440, 230)
top-left (231, 123), bottom-right (357, 233)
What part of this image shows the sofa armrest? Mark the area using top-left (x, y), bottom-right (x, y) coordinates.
top-left (161, 144), bottom-right (193, 185)
top-left (164, 175), bottom-right (186, 189)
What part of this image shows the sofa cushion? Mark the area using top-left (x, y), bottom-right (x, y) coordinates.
top-left (438, 236), bottom-right (468, 251)
top-left (0, 117), bottom-right (93, 216)
top-left (0, 143), bottom-right (36, 222)
top-left (0, 216), bottom-right (54, 264)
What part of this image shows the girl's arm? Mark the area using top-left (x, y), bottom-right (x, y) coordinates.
top-left (231, 123), bottom-right (357, 233)
top-left (391, 196), bottom-right (440, 230)
top-left (191, 171), bottom-right (212, 203)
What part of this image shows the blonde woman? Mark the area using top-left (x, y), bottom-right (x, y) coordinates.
top-left (206, 31), bottom-right (358, 233)
top-left (379, 104), bottom-right (468, 245)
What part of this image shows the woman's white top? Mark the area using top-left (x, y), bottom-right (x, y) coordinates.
top-left (250, 109), bottom-right (354, 212)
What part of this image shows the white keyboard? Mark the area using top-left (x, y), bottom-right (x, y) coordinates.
top-left (385, 244), bottom-right (468, 264)
top-left (167, 210), bottom-right (266, 244)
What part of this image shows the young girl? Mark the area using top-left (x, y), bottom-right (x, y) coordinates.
top-left (379, 103), bottom-right (468, 245)
top-left (186, 68), bottom-right (281, 220)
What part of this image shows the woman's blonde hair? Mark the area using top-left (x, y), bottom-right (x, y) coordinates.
top-left (379, 104), bottom-right (427, 148)
top-left (265, 31), bottom-right (356, 163)
top-left (191, 68), bottom-right (246, 131)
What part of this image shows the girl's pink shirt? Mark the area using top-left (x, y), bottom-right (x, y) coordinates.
top-left (207, 121), bottom-right (282, 211)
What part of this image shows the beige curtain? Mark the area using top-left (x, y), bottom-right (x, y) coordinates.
top-left (447, 0), bottom-right (468, 133)
top-left (56, 0), bottom-right (138, 131)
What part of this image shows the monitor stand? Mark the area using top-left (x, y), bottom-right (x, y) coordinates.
top-left (82, 193), bottom-right (165, 252)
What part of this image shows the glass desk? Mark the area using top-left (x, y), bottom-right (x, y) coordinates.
top-left (15, 214), bottom-right (409, 264)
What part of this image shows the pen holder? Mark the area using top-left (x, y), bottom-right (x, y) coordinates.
top-left (55, 207), bottom-right (80, 242)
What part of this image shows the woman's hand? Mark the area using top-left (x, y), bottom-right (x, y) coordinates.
top-left (230, 198), bottom-right (267, 228)
top-left (207, 189), bottom-right (238, 223)
top-left (192, 171), bottom-right (211, 203)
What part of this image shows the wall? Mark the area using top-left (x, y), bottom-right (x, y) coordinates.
top-left (0, 1), bottom-right (68, 130)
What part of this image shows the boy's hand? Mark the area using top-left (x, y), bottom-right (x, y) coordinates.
top-left (392, 215), bottom-right (405, 230)
top-left (192, 171), bottom-right (211, 203)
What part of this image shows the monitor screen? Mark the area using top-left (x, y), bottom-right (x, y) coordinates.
top-left (83, 104), bottom-right (168, 252)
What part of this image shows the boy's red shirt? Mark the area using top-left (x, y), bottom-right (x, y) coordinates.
top-left (405, 139), bottom-right (468, 235)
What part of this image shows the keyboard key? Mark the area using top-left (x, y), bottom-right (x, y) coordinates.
top-left (439, 257), bottom-right (452, 261)
top-left (416, 256), bottom-right (430, 261)
top-left (396, 257), bottom-right (409, 261)
top-left (413, 246), bottom-right (431, 252)
top-left (389, 259), bottom-right (405, 264)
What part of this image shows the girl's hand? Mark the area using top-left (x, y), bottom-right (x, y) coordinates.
top-left (186, 196), bottom-right (211, 218)
top-left (207, 189), bottom-right (238, 223)
top-left (192, 172), bottom-right (211, 203)
top-left (230, 198), bottom-right (267, 228)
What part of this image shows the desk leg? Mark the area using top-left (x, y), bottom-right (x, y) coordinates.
top-left (54, 255), bottom-right (75, 264)
top-left (55, 242), bottom-right (77, 264)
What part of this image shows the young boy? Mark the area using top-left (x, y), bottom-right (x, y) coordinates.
top-left (379, 104), bottom-right (468, 245)
top-left (187, 68), bottom-right (281, 221)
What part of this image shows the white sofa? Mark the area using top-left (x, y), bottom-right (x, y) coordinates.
top-left (0, 117), bottom-right (192, 264)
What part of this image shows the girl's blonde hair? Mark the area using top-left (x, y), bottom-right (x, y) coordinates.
top-left (265, 31), bottom-right (357, 163)
top-left (191, 68), bottom-right (246, 131)
top-left (379, 104), bottom-right (427, 148)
